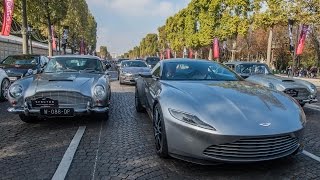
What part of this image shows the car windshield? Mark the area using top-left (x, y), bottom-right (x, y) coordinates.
top-left (44, 57), bottom-right (104, 73)
top-left (1, 56), bottom-right (39, 66)
top-left (146, 57), bottom-right (160, 65)
top-left (162, 61), bottom-right (241, 81)
top-left (121, 61), bottom-right (147, 67)
top-left (236, 64), bottom-right (271, 75)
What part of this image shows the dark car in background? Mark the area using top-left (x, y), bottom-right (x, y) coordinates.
top-left (146, 57), bottom-right (160, 69)
top-left (0, 55), bottom-right (49, 82)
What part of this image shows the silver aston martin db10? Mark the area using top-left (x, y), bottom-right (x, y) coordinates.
top-left (7, 55), bottom-right (111, 123)
top-left (135, 59), bottom-right (305, 164)
top-left (225, 61), bottom-right (317, 106)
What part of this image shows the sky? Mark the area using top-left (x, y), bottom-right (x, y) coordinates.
top-left (85, 0), bottom-right (191, 56)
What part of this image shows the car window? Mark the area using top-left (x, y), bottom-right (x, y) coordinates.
top-left (1, 56), bottom-right (39, 66)
top-left (121, 61), bottom-right (147, 67)
top-left (236, 64), bottom-right (271, 75)
top-left (44, 57), bottom-right (103, 73)
top-left (162, 61), bottom-right (241, 81)
top-left (152, 63), bottom-right (161, 77)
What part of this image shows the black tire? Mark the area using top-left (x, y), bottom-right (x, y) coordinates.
top-left (19, 114), bottom-right (39, 123)
top-left (95, 111), bottom-right (109, 121)
top-left (135, 88), bottom-right (145, 112)
top-left (153, 103), bottom-right (169, 158)
top-left (0, 78), bottom-right (10, 101)
top-left (300, 103), bottom-right (306, 107)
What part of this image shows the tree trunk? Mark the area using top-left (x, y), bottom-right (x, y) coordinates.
top-left (311, 30), bottom-right (320, 73)
top-left (47, 13), bottom-right (52, 57)
top-left (231, 39), bottom-right (237, 61)
top-left (21, 0), bottom-right (28, 54)
top-left (266, 27), bottom-right (273, 67)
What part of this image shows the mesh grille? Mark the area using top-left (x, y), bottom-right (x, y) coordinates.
top-left (26, 91), bottom-right (91, 109)
top-left (203, 135), bottom-right (299, 161)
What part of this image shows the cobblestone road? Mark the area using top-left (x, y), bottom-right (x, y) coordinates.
top-left (0, 81), bottom-right (320, 179)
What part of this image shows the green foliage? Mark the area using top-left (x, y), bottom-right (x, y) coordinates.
top-left (7, 0), bottom-right (97, 52)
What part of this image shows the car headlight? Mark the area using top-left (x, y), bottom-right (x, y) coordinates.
top-left (9, 84), bottom-right (23, 98)
top-left (94, 85), bottom-right (106, 99)
top-left (310, 84), bottom-right (317, 95)
top-left (169, 109), bottom-right (216, 131)
top-left (268, 82), bottom-right (275, 89)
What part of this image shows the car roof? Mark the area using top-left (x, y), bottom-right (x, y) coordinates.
top-left (52, 55), bottom-right (100, 60)
top-left (160, 58), bottom-right (213, 64)
top-left (122, 60), bottom-right (146, 63)
top-left (5, 54), bottom-right (41, 58)
top-left (224, 61), bottom-right (266, 65)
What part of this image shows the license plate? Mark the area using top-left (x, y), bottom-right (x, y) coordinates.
top-left (285, 89), bottom-right (298, 97)
top-left (9, 77), bottom-right (17, 81)
top-left (31, 98), bottom-right (58, 107)
top-left (40, 108), bottom-right (74, 117)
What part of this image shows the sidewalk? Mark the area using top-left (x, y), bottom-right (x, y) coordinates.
top-left (276, 74), bottom-right (320, 87)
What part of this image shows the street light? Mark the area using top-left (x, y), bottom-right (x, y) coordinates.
top-left (27, 25), bottom-right (33, 54)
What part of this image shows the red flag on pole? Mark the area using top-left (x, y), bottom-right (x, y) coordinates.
top-left (51, 25), bottom-right (57, 50)
top-left (296, 24), bottom-right (309, 55)
top-left (1, 0), bottom-right (15, 36)
top-left (166, 48), bottom-right (171, 59)
top-left (188, 48), bottom-right (193, 58)
top-left (213, 38), bottom-right (220, 59)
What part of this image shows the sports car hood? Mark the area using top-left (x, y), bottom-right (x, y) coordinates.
top-left (162, 81), bottom-right (304, 136)
top-left (24, 73), bottom-right (101, 97)
top-left (249, 74), bottom-right (306, 88)
top-left (122, 67), bottom-right (150, 74)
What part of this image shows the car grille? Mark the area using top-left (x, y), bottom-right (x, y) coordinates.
top-left (284, 88), bottom-right (310, 99)
top-left (26, 91), bottom-right (91, 109)
top-left (203, 135), bottom-right (299, 162)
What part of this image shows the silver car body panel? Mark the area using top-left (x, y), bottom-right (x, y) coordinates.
top-left (120, 66), bottom-right (151, 84)
top-left (225, 61), bottom-right (317, 104)
top-left (136, 59), bottom-right (305, 163)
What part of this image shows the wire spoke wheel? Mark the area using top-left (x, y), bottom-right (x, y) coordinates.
top-left (1, 79), bottom-right (10, 100)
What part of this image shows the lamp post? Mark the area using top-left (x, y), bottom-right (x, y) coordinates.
top-left (27, 26), bottom-right (33, 54)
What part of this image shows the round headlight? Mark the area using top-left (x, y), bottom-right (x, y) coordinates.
top-left (9, 84), bottom-right (23, 98)
top-left (94, 85), bottom-right (105, 99)
top-left (310, 84), bottom-right (317, 94)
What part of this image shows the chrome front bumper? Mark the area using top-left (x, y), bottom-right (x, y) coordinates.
top-left (298, 98), bottom-right (318, 104)
top-left (8, 106), bottom-right (108, 116)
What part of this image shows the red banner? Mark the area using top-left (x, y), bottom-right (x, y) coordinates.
top-left (1, 0), bottom-right (15, 36)
top-left (51, 25), bottom-right (57, 50)
top-left (213, 38), bottom-right (220, 59)
top-left (188, 48), bottom-right (193, 58)
top-left (166, 48), bottom-right (171, 59)
top-left (296, 24), bottom-right (309, 55)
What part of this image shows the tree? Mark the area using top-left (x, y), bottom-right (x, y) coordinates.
top-left (99, 46), bottom-right (108, 59)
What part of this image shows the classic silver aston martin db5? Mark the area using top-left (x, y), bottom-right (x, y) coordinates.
top-left (135, 59), bottom-right (305, 164)
top-left (225, 61), bottom-right (317, 106)
top-left (7, 55), bottom-right (111, 123)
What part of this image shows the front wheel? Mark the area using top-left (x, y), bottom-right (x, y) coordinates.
top-left (153, 103), bottom-right (169, 158)
top-left (135, 88), bottom-right (145, 112)
top-left (0, 78), bottom-right (10, 101)
top-left (19, 114), bottom-right (39, 123)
